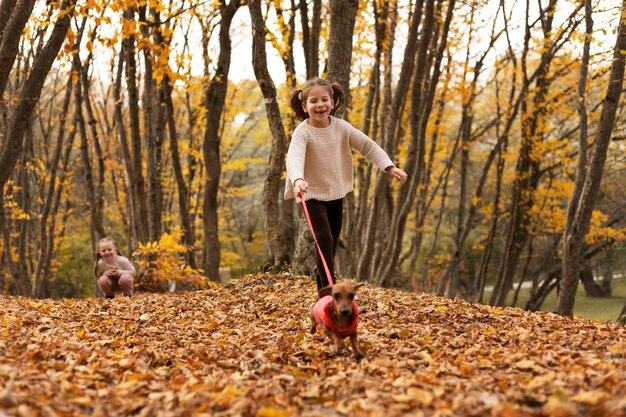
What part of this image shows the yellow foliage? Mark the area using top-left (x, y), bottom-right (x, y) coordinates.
top-left (133, 227), bottom-right (211, 292)
top-left (585, 210), bottom-right (626, 244)
top-left (2, 182), bottom-right (31, 221)
top-left (587, 226), bottom-right (626, 245)
top-left (222, 158), bottom-right (267, 172)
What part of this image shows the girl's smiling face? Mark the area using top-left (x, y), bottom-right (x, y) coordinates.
top-left (99, 242), bottom-right (117, 260)
top-left (302, 86), bottom-right (334, 128)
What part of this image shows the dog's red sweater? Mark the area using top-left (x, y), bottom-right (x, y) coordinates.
top-left (313, 295), bottom-right (359, 337)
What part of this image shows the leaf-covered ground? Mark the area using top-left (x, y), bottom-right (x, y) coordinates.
top-left (1, 274), bottom-right (625, 417)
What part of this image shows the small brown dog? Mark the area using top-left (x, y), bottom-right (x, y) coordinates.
top-left (309, 281), bottom-right (364, 359)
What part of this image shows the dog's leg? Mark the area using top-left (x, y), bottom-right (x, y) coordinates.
top-left (325, 329), bottom-right (347, 355)
top-left (349, 332), bottom-right (364, 360)
top-left (309, 307), bottom-right (317, 334)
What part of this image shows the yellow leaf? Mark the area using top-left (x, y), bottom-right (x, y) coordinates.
top-left (406, 387), bottom-right (433, 406)
top-left (257, 407), bottom-right (290, 417)
top-left (572, 390), bottom-right (609, 405)
top-left (483, 326), bottom-right (497, 335)
top-left (542, 395), bottom-right (576, 417)
top-left (607, 343), bottom-right (624, 354)
top-left (69, 397), bottom-right (93, 405)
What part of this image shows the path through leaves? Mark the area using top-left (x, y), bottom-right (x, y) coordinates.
top-left (1, 274), bottom-right (625, 416)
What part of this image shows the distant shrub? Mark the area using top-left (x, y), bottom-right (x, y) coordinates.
top-left (133, 227), bottom-right (214, 292)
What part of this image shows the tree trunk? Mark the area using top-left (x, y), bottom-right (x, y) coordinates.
top-left (343, 0), bottom-right (391, 274)
top-left (0, 0), bottom-right (76, 193)
top-left (33, 72), bottom-right (73, 296)
top-left (202, 0), bottom-right (241, 282)
top-left (557, 0), bottom-right (626, 316)
top-left (299, 0), bottom-right (321, 79)
top-left (140, 5), bottom-right (166, 243)
top-left (377, 0), bottom-right (456, 287)
top-left (618, 300), bottom-right (626, 325)
top-left (0, 0), bottom-right (37, 97)
top-left (579, 264), bottom-right (610, 297)
top-left (0, 0), bottom-right (76, 296)
top-left (164, 76), bottom-right (196, 268)
top-left (491, 0), bottom-right (562, 306)
top-left (123, 7), bottom-right (149, 243)
top-left (441, 3), bottom-right (500, 297)
top-left (264, 0), bottom-right (298, 265)
top-left (249, 0), bottom-right (289, 267)
top-left (356, 0), bottom-right (424, 283)
top-left (327, 0), bottom-right (358, 117)
top-left (113, 38), bottom-right (140, 248)
top-left (74, 58), bottom-right (106, 241)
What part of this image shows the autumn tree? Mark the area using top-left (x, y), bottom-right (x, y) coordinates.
top-left (490, 0), bottom-right (584, 306)
top-left (249, 0), bottom-right (290, 268)
top-left (0, 0), bottom-right (77, 296)
top-left (201, 0), bottom-right (243, 282)
top-left (558, 0), bottom-right (626, 317)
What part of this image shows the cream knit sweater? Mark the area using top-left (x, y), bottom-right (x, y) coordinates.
top-left (95, 255), bottom-right (136, 278)
top-left (285, 116), bottom-right (395, 201)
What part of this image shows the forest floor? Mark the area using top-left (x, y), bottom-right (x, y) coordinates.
top-left (1, 274), bottom-right (625, 417)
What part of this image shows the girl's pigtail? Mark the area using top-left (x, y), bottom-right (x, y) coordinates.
top-left (290, 88), bottom-right (308, 121)
top-left (330, 82), bottom-right (345, 115)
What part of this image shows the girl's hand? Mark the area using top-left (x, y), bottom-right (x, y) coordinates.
top-left (293, 178), bottom-right (309, 196)
top-left (386, 166), bottom-right (408, 183)
top-left (107, 268), bottom-right (119, 278)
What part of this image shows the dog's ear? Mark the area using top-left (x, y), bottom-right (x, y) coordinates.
top-left (353, 282), bottom-right (365, 291)
top-left (319, 286), bottom-right (332, 298)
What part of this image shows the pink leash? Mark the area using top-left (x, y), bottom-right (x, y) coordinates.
top-left (299, 192), bottom-right (334, 286)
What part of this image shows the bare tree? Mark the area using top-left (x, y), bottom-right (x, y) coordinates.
top-left (491, 0), bottom-right (583, 306)
top-left (558, 0), bottom-right (626, 316)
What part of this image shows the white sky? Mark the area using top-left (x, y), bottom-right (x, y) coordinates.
top-left (224, 0), bottom-right (620, 85)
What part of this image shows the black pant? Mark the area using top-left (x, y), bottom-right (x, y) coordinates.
top-left (304, 198), bottom-right (343, 291)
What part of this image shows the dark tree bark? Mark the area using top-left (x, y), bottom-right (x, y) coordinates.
top-left (0, 0), bottom-right (18, 40)
top-left (491, 0), bottom-right (583, 306)
top-left (342, 0), bottom-right (392, 273)
top-left (122, 7), bottom-right (149, 243)
top-left (75, 59), bottom-right (105, 241)
top-left (376, 0), bottom-right (456, 287)
top-left (0, 0), bottom-right (37, 98)
top-left (164, 75), bottom-right (196, 268)
top-left (299, 0), bottom-right (322, 79)
top-left (356, 0), bottom-right (425, 283)
top-left (202, 0), bottom-right (242, 282)
top-left (439, 7), bottom-right (502, 297)
top-left (265, 0), bottom-right (298, 264)
top-left (0, 0), bottom-right (76, 192)
top-left (140, 5), bottom-right (166, 243)
top-left (0, 0), bottom-right (76, 297)
top-left (579, 264), bottom-right (610, 297)
top-left (618, 301), bottom-right (626, 325)
top-left (33, 74), bottom-right (73, 297)
top-left (557, 0), bottom-right (626, 316)
top-left (327, 0), bottom-right (358, 117)
top-left (113, 36), bottom-right (141, 247)
top-left (249, 0), bottom-right (290, 268)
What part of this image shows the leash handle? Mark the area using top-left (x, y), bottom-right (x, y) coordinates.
top-left (299, 192), bottom-right (334, 287)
